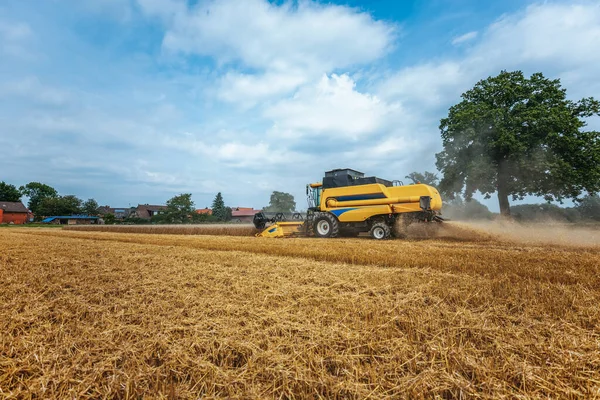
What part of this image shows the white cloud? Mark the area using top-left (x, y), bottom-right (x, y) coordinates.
top-left (147, 0), bottom-right (395, 71)
top-left (378, 62), bottom-right (464, 108)
top-left (217, 69), bottom-right (309, 107)
top-left (380, 2), bottom-right (600, 106)
top-left (452, 31), bottom-right (477, 45)
top-left (478, 3), bottom-right (600, 71)
top-left (162, 136), bottom-right (308, 168)
top-left (265, 74), bottom-right (399, 139)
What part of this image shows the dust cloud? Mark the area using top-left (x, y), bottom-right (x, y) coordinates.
top-left (406, 220), bottom-right (600, 248)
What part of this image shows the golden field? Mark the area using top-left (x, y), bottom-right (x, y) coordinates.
top-left (63, 224), bottom-right (258, 236)
top-left (1, 225), bottom-right (599, 399)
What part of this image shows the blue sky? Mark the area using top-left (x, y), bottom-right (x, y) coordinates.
top-left (1, 0), bottom-right (599, 211)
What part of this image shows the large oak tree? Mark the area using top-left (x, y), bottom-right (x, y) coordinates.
top-left (436, 71), bottom-right (600, 216)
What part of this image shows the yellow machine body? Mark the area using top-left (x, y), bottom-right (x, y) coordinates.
top-left (256, 221), bottom-right (304, 238)
top-left (254, 169), bottom-right (444, 239)
top-left (316, 182), bottom-right (442, 222)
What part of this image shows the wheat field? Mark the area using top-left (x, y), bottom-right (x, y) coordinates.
top-left (1, 226), bottom-right (599, 399)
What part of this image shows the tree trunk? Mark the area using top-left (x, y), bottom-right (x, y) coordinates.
top-left (497, 161), bottom-right (511, 217)
top-left (497, 188), bottom-right (511, 217)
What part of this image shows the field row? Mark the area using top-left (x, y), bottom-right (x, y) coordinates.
top-left (63, 224), bottom-right (258, 236)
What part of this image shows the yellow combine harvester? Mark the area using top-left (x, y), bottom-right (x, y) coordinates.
top-left (254, 168), bottom-right (444, 240)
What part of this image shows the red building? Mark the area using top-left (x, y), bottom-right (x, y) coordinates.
top-left (231, 207), bottom-right (260, 223)
top-left (0, 201), bottom-right (29, 224)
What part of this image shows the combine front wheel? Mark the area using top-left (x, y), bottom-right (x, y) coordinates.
top-left (370, 222), bottom-right (391, 240)
top-left (313, 213), bottom-right (339, 238)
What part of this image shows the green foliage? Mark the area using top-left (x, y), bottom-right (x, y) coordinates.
top-left (212, 192), bottom-right (229, 221)
top-left (19, 182), bottom-right (59, 215)
top-left (103, 213), bottom-right (116, 224)
top-left (511, 204), bottom-right (581, 223)
top-left (264, 191), bottom-right (296, 213)
top-left (82, 198), bottom-right (100, 216)
top-left (0, 182), bottom-right (21, 202)
top-left (163, 193), bottom-right (195, 224)
top-left (575, 194), bottom-right (600, 221)
top-left (405, 172), bottom-right (439, 186)
top-left (123, 216), bottom-right (151, 225)
top-left (436, 70), bottom-right (600, 216)
top-left (442, 197), bottom-right (495, 220)
top-left (37, 195), bottom-right (83, 217)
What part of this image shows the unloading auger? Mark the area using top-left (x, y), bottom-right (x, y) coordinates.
top-left (254, 168), bottom-right (444, 240)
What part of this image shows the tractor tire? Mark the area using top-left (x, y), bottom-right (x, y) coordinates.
top-left (313, 213), bottom-right (339, 238)
top-left (369, 222), bottom-right (391, 240)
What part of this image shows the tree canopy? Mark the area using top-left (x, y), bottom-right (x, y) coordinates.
top-left (19, 182), bottom-right (59, 215)
top-left (0, 182), bottom-right (21, 202)
top-left (37, 195), bottom-right (82, 217)
top-left (436, 70), bottom-right (600, 216)
top-left (576, 194), bottom-right (600, 221)
top-left (164, 193), bottom-right (195, 223)
top-left (264, 191), bottom-right (296, 213)
top-left (82, 199), bottom-right (100, 216)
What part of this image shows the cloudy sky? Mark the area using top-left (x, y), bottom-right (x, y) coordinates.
top-left (1, 0), bottom-right (599, 210)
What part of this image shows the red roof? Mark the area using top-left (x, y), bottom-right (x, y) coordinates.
top-left (196, 208), bottom-right (212, 215)
top-left (232, 208), bottom-right (260, 217)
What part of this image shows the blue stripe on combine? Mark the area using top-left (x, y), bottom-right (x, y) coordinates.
top-left (330, 208), bottom-right (358, 217)
top-left (335, 193), bottom-right (386, 202)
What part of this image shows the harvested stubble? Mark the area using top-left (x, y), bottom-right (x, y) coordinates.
top-left (1, 229), bottom-right (599, 399)
top-left (63, 224), bottom-right (258, 236)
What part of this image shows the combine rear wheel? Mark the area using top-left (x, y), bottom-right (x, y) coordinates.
top-left (313, 213), bottom-right (339, 238)
top-left (369, 222), bottom-right (391, 240)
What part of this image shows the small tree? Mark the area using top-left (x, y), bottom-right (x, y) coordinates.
top-left (0, 182), bottom-right (21, 202)
top-left (436, 70), bottom-right (600, 216)
top-left (164, 193), bottom-right (195, 224)
top-left (20, 182), bottom-right (59, 216)
top-left (265, 191), bottom-right (296, 213)
top-left (103, 213), bottom-right (116, 224)
top-left (82, 198), bottom-right (100, 216)
top-left (212, 192), bottom-right (228, 221)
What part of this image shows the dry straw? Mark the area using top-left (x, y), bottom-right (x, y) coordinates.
top-left (1, 227), bottom-right (599, 398)
top-left (64, 224), bottom-right (258, 236)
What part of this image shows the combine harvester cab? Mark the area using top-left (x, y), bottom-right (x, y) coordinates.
top-left (255, 168), bottom-right (444, 240)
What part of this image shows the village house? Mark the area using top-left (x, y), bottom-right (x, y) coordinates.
top-left (196, 207), bottom-right (212, 216)
top-left (231, 207), bottom-right (261, 223)
top-left (98, 206), bottom-right (135, 220)
top-left (0, 201), bottom-right (30, 224)
top-left (134, 204), bottom-right (168, 220)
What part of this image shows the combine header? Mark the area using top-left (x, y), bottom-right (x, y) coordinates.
top-left (254, 168), bottom-right (444, 240)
